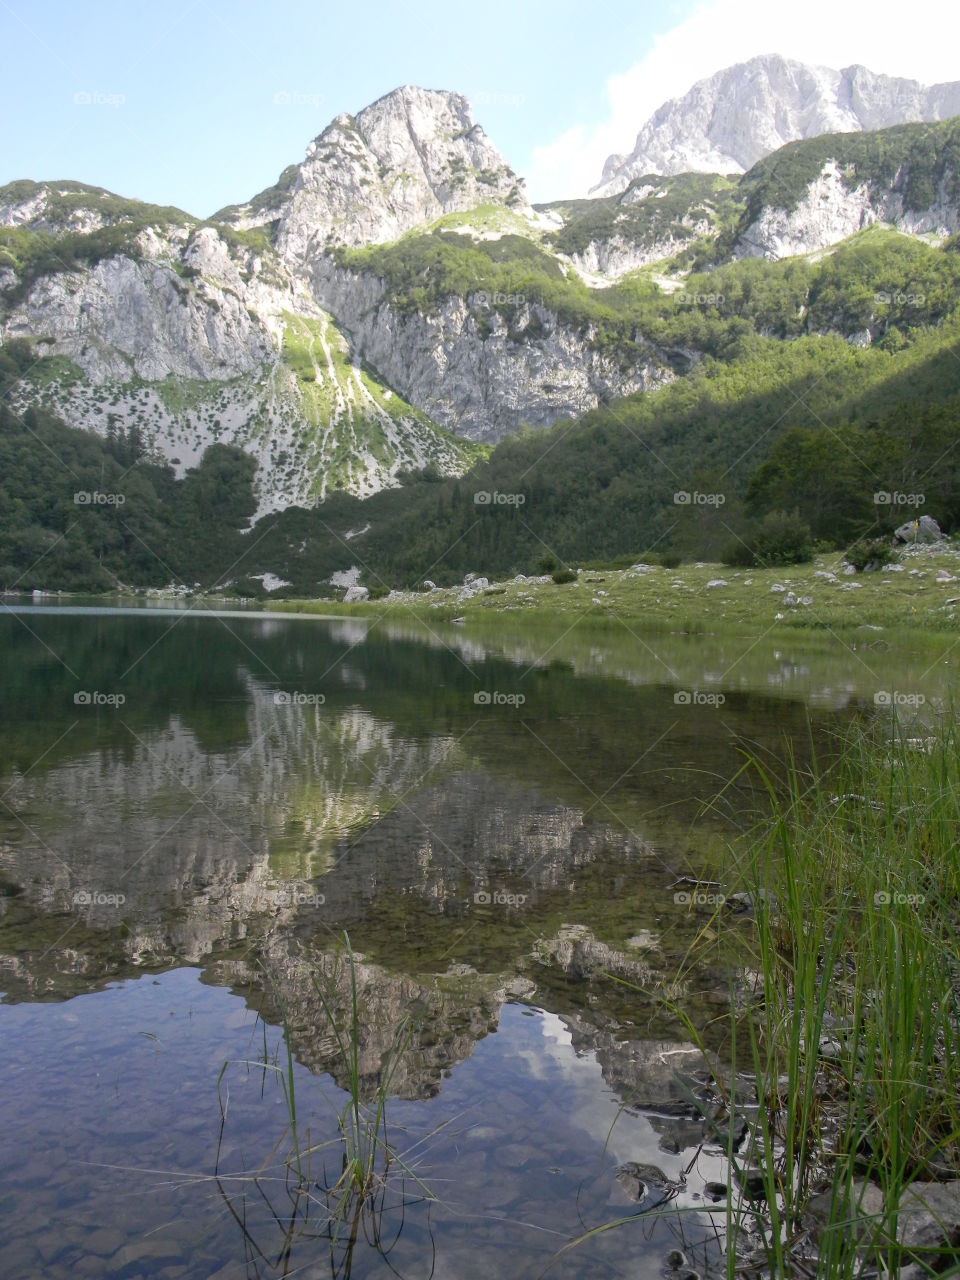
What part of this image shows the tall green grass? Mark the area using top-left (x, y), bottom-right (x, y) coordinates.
top-left (719, 713), bottom-right (960, 1276)
top-left (554, 712), bottom-right (960, 1276)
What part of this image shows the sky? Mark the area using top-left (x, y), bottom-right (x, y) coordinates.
top-left (1, 0), bottom-right (958, 216)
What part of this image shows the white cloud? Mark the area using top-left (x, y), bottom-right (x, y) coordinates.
top-left (527, 0), bottom-right (960, 201)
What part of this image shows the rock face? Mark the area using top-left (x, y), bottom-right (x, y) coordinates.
top-left (224, 86), bottom-right (525, 258)
top-left (0, 185), bottom-right (479, 514)
top-left (310, 259), bottom-right (670, 441)
top-left (6, 247), bottom-right (273, 383)
top-left (735, 160), bottom-right (960, 260)
top-left (564, 228), bottom-right (698, 279)
top-left (595, 56), bottom-right (960, 194)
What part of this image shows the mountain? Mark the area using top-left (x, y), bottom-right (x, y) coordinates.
top-left (2, 78), bottom-right (960, 593)
top-left (595, 55), bottom-right (960, 194)
top-left (0, 84), bottom-right (522, 514)
top-left (216, 85), bottom-right (526, 256)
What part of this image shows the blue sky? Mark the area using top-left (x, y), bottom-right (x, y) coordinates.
top-left (0, 0), bottom-right (695, 214)
top-left (2, 1), bottom-right (957, 212)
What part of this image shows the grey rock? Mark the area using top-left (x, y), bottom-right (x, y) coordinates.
top-left (342, 585), bottom-right (370, 603)
top-left (895, 515), bottom-right (943, 544)
top-left (897, 1180), bottom-right (960, 1263)
top-left (806, 1179), bottom-right (884, 1244)
top-left (596, 56), bottom-right (960, 192)
top-left (615, 1161), bottom-right (672, 1203)
top-left (309, 258), bottom-right (669, 443)
top-left (261, 87), bottom-right (525, 257)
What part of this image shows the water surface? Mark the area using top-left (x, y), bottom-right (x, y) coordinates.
top-left (0, 605), bottom-right (949, 1277)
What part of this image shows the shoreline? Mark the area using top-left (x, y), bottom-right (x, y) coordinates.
top-left (6, 543), bottom-right (960, 635)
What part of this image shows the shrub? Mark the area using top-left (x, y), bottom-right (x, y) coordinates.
top-left (722, 509), bottom-right (813, 567)
top-left (551, 568), bottom-right (577, 584)
top-left (537, 552), bottom-right (559, 573)
top-left (720, 538), bottom-right (755, 568)
top-left (844, 536), bottom-right (892, 573)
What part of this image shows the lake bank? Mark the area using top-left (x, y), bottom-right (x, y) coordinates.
top-left (268, 542), bottom-right (960, 634)
top-left (692, 711), bottom-right (960, 1278)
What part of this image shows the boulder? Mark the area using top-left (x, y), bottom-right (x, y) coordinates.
top-left (894, 515), bottom-right (942, 544)
top-left (806, 1179), bottom-right (884, 1245)
top-left (343, 585), bottom-right (369, 603)
top-left (897, 1180), bottom-right (960, 1267)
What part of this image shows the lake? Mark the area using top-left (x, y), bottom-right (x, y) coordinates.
top-left (0, 605), bottom-right (950, 1278)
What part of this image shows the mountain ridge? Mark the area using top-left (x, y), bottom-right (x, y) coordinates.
top-left (595, 55), bottom-right (960, 194)
top-left (2, 74), bottom-right (960, 532)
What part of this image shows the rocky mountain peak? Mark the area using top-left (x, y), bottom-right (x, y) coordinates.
top-left (594, 54), bottom-right (960, 195)
top-left (222, 85), bottom-right (525, 262)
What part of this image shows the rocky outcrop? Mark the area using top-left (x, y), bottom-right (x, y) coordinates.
top-left (310, 259), bottom-right (670, 440)
top-left (5, 251), bottom-right (273, 382)
top-left (223, 86), bottom-right (525, 258)
top-left (564, 231), bottom-right (695, 280)
top-left (2, 212), bottom-right (477, 512)
top-left (596, 56), bottom-right (960, 194)
top-left (735, 160), bottom-right (960, 260)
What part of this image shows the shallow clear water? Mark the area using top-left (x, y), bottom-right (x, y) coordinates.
top-left (0, 605), bottom-right (950, 1277)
